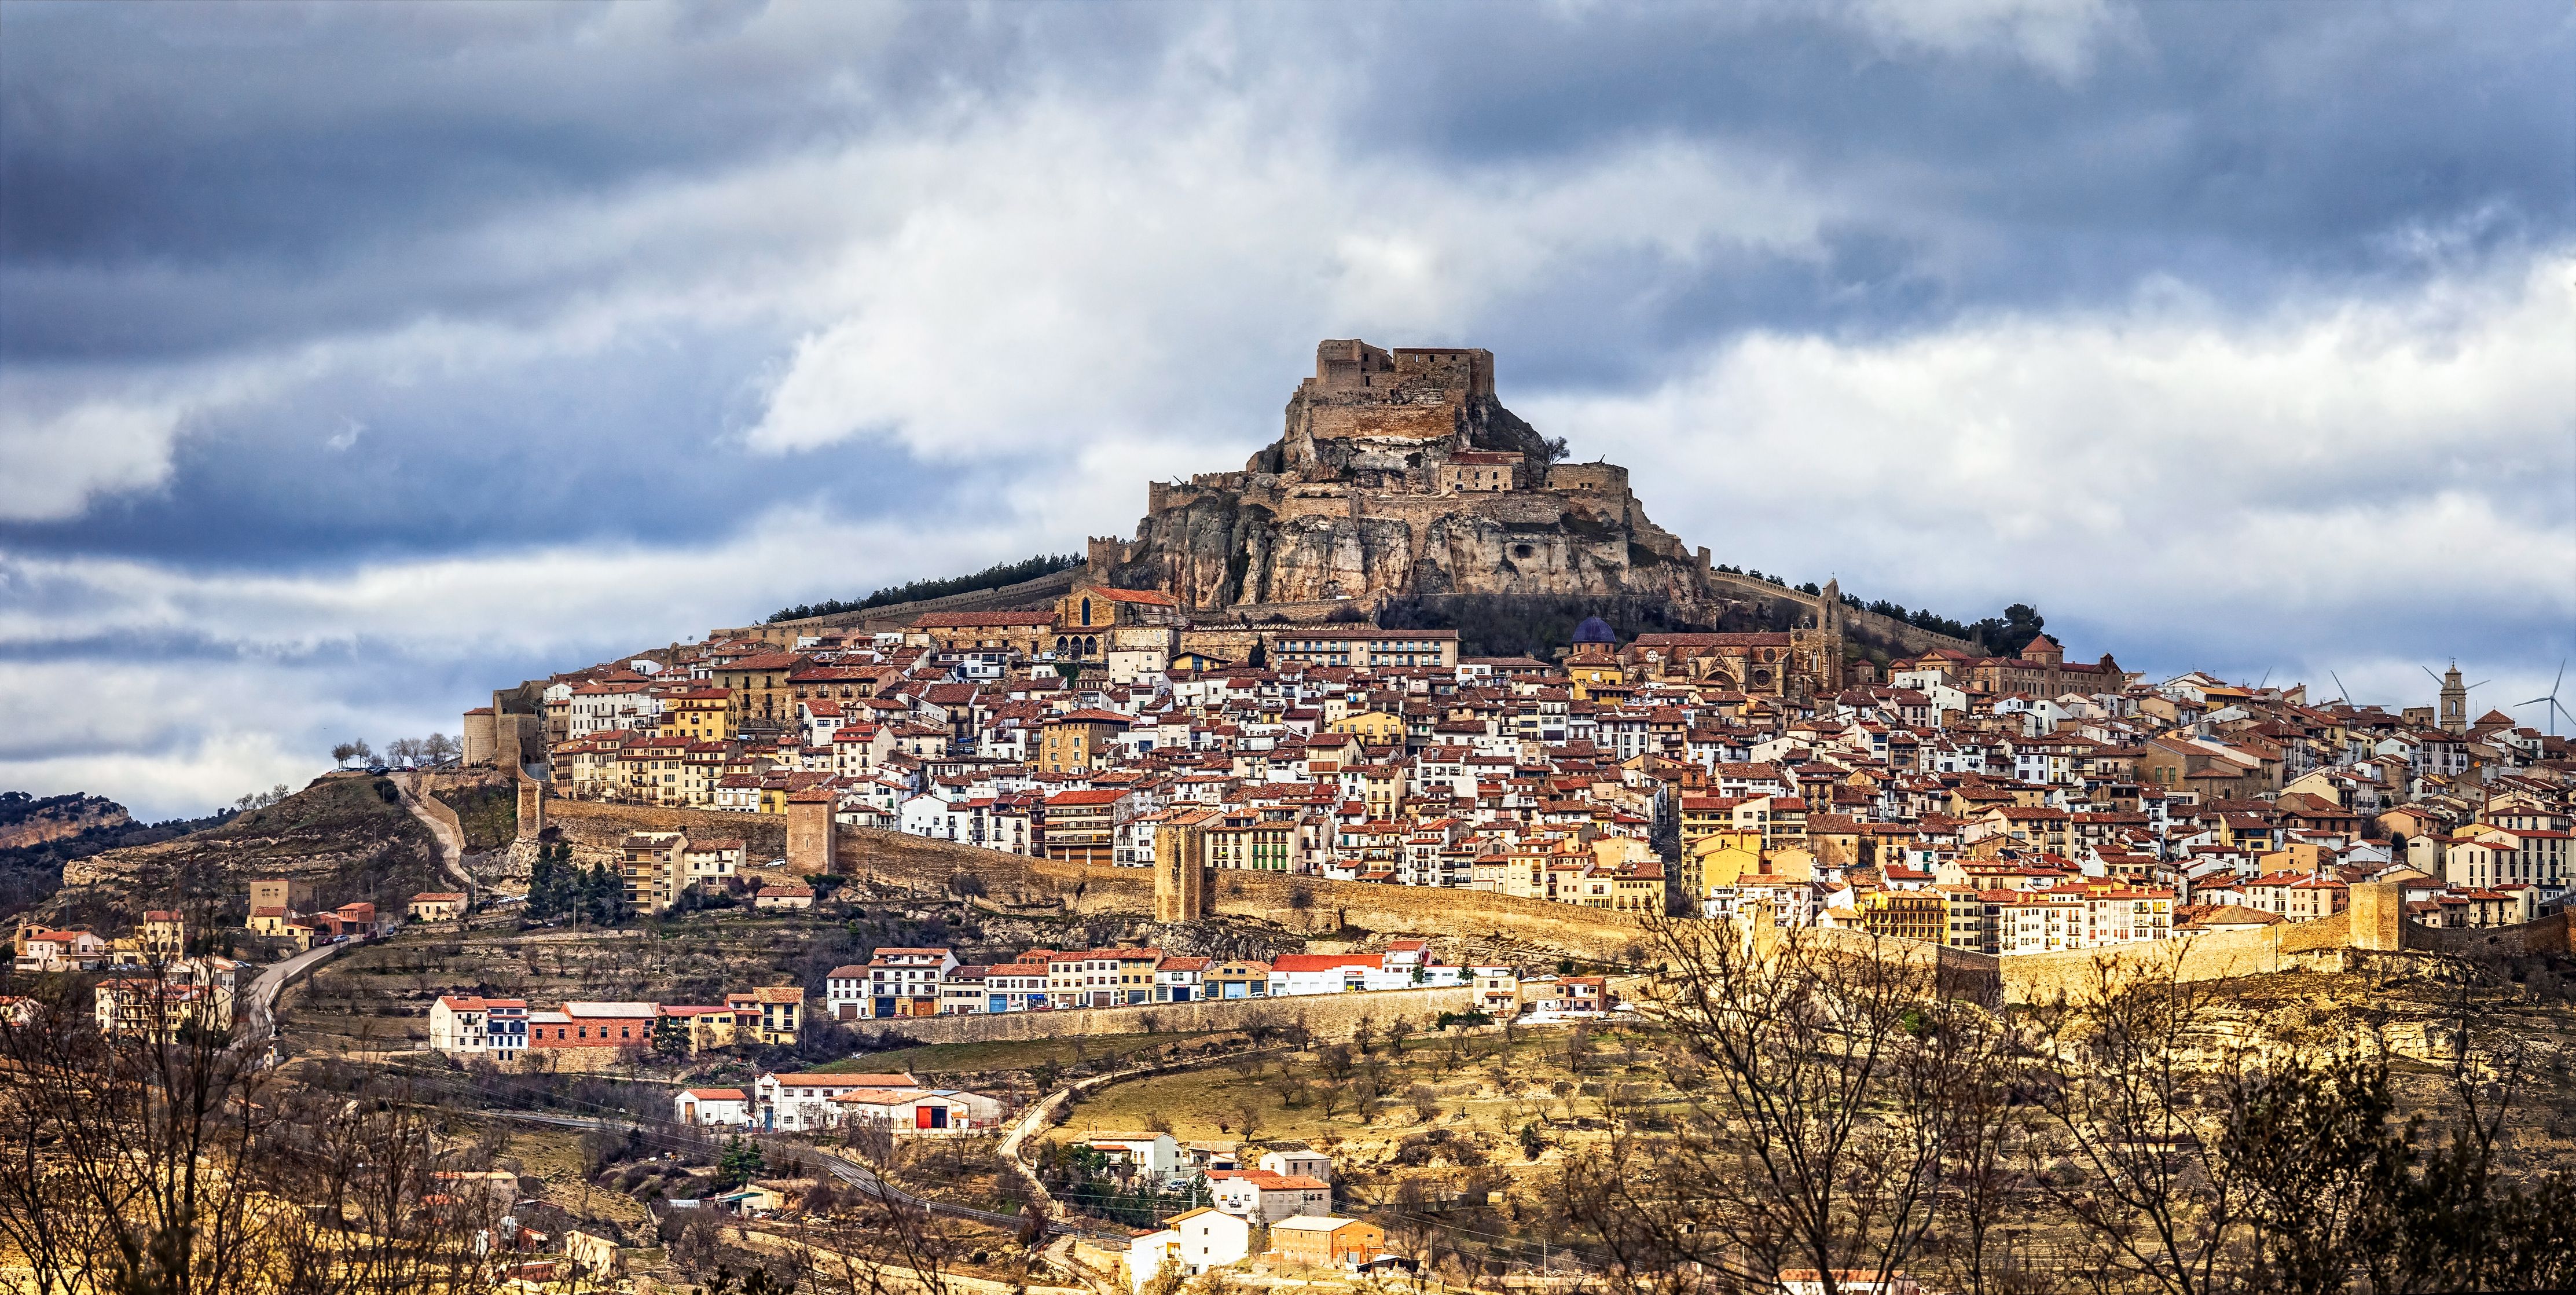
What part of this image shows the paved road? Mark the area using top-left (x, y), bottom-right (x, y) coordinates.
top-left (392, 772), bottom-right (477, 896)
top-left (238, 941), bottom-right (344, 1044)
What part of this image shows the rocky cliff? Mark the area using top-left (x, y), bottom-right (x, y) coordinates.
top-left (0, 792), bottom-right (131, 850)
top-left (1096, 339), bottom-right (1732, 617)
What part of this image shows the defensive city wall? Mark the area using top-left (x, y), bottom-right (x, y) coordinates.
top-left (870, 983), bottom-right (1481, 1047)
top-left (532, 799), bottom-right (2568, 1000)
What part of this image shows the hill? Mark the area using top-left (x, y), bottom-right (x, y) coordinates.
top-left (0, 791), bottom-right (241, 921)
top-left (50, 772), bottom-right (443, 928)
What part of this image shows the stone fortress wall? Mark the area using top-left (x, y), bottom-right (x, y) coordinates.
top-left (875, 982), bottom-right (1480, 1047)
top-left (534, 798), bottom-right (2568, 1014)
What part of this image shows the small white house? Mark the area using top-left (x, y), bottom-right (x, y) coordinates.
top-left (1259, 1149), bottom-right (1332, 1184)
top-left (1208, 1169), bottom-right (1331, 1223)
top-left (1084, 1131), bottom-right (1183, 1181)
top-left (675, 1087), bottom-right (750, 1127)
top-left (831, 1086), bottom-right (1007, 1132)
top-left (1129, 1207), bottom-right (1251, 1293)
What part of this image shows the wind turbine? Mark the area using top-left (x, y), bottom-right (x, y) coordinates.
top-left (2421, 664), bottom-right (2494, 693)
top-left (2518, 659), bottom-right (2570, 736)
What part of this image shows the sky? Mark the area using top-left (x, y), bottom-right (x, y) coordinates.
top-left (1, 1), bottom-right (2570, 820)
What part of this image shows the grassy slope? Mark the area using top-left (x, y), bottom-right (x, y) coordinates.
top-left (435, 782), bottom-right (519, 853)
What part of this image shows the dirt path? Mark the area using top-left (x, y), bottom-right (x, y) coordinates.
top-left (391, 772), bottom-right (476, 896)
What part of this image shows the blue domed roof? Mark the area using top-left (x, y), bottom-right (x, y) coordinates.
top-left (1573, 615), bottom-right (1617, 645)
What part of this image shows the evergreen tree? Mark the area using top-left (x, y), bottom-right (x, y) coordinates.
top-left (652, 1013), bottom-right (691, 1059)
top-left (717, 1136), bottom-right (765, 1188)
top-left (526, 848), bottom-right (570, 919)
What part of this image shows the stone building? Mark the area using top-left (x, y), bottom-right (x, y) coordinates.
top-left (1089, 339), bottom-right (1738, 618)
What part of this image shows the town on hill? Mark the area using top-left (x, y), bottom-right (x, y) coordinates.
top-left (450, 342), bottom-right (2566, 966)
top-left (7, 340), bottom-right (2571, 1294)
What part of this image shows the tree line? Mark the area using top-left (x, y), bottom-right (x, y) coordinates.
top-left (524, 842), bottom-right (632, 926)
top-left (768, 552), bottom-right (1082, 623)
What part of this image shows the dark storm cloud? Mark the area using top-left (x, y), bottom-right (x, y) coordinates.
top-left (0, 0), bottom-right (2567, 814)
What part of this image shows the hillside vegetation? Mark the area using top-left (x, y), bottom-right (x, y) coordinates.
top-left (52, 773), bottom-right (440, 928)
top-left (0, 791), bottom-right (234, 922)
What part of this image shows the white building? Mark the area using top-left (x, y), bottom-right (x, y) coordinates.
top-left (1129, 1208), bottom-right (1252, 1293)
top-left (1267, 954), bottom-right (1378, 997)
top-left (428, 995), bottom-right (529, 1062)
top-left (1155, 956), bottom-right (1208, 1002)
top-left (1208, 1169), bottom-right (1332, 1223)
top-left (1081, 1131), bottom-right (1183, 1182)
top-left (1259, 1149), bottom-right (1332, 1183)
top-left (675, 1087), bottom-right (751, 1127)
top-left (830, 1086), bottom-right (1006, 1132)
top-left (753, 1070), bottom-right (919, 1132)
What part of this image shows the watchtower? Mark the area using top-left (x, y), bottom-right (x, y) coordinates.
top-left (786, 789), bottom-right (838, 875)
top-left (1154, 812), bottom-right (1213, 923)
top-left (515, 774), bottom-right (545, 842)
top-left (2347, 881), bottom-right (2405, 952)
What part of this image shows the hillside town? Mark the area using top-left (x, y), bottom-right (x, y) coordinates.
top-left (476, 585), bottom-right (2571, 959)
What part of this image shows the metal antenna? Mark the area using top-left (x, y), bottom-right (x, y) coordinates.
top-left (2516, 659), bottom-right (2570, 737)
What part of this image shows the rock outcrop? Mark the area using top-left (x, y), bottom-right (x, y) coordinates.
top-left (0, 792), bottom-right (131, 851)
top-left (1095, 340), bottom-right (1730, 615)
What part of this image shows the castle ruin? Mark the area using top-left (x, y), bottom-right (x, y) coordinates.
top-left (1094, 339), bottom-right (1735, 619)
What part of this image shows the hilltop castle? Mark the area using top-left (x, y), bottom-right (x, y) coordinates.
top-left (1089, 339), bottom-right (1737, 618)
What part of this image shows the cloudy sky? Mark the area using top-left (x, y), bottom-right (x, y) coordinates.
top-left (2, 1), bottom-right (2570, 819)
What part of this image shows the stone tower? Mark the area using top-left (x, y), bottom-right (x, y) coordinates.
top-left (786, 789), bottom-right (838, 875)
top-left (514, 773), bottom-right (545, 842)
top-left (2439, 663), bottom-right (2468, 734)
top-left (1154, 811), bottom-right (1213, 923)
top-left (2347, 881), bottom-right (2405, 952)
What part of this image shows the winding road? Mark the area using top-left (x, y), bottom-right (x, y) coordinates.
top-left (237, 940), bottom-right (345, 1044)
top-left (391, 772), bottom-right (477, 897)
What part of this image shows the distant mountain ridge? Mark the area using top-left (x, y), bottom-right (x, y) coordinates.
top-left (0, 791), bottom-right (131, 850)
top-left (0, 790), bottom-right (237, 921)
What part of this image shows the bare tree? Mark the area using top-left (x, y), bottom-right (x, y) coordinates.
top-left (0, 968), bottom-right (271, 1295)
top-left (246, 1077), bottom-right (500, 1294)
top-left (2019, 953), bottom-right (2256, 1295)
top-left (1559, 917), bottom-right (1959, 1295)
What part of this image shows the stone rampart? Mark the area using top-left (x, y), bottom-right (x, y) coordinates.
top-left (1544, 463), bottom-right (1630, 494)
top-left (838, 828), bottom-right (1656, 960)
top-left (2402, 909), bottom-right (2571, 958)
top-left (406, 776), bottom-right (474, 846)
top-left (869, 984), bottom-right (1478, 1047)
top-left (1697, 571), bottom-right (1979, 658)
top-left (548, 800), bottom-right (789, 859)
top-left (1999, 911), bottom-right (2356, 1003)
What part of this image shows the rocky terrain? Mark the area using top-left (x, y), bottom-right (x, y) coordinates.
top-left (1093, 339), bottom-right (1745, 618)
top-left (0, 791), bottom-right (131, 850)
top-left (0, 790), bottom-right (239, 920)
top-left (50, 772), bottom-right (443, 926)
